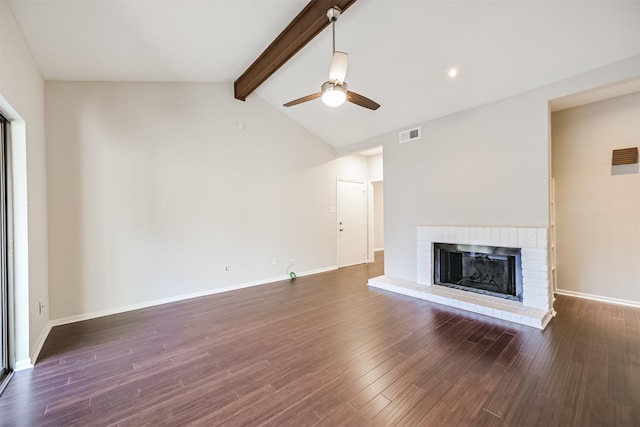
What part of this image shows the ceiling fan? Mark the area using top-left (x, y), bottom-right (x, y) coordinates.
top-left (283, 6), bottom-right (380, 111)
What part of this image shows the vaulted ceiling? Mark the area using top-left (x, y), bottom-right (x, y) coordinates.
top-left (7, 0), bottom-right (640, 148)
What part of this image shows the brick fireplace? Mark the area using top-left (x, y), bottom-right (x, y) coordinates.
top-left (368, 226), bottom-right (556, 329)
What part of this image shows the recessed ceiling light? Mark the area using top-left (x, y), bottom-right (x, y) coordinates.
top-left (448, 68), bottom-right (458, 78)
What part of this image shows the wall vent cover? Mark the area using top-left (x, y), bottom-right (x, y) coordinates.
top-left (612, 147), bottom-right (638, 166)
top-left (399, 126), bottom-right (421, 144)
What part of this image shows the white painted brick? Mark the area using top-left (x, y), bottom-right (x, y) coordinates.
top-left (499, 228), bottom-right (509, 246)
top-left (492, 309), bottom-right (507, 320)
top-left (523, 288), bottom-right (550, 299)
top-left (415, 225), bottom-right (552, 322)
top-left (523, 270), bottom-right (549, 281)
top-left (417, 227), bottom-right (426, 241)
top-left (499, 310), bottom-right (512, 321)
top-left (524, 263), bottom-right (549, 275)
top-left (523, 294), bottom-right (551, 308)
top-left (429, 227), bottom-right (437, 240)
top-left (523, 285), bottom-right (549, 298)
top-left (475, 228), bottom-right (483, 244)
top-left (480, 228), bottom-right (489, 245)
top-left (522, 301), bottom-right (547, 311)
top-left (432, 227), bottom-right (444, 243)
top-left (527, 229), bottom-right (537, 248)
top-left (521, 248), bottom-right (547, 258)
top-left (473, 228), bottom-right (481, 244)
top-left (428, 294), bottom-right (444, 304)
top-left (481, 228), bottom-right (491, 245)
top-left (523, 264), bottom-right (549, 275)
top-left (537, 229), bottom-right (548, 248)
top-left (491, 228), bottom-right (500, 245)
top-left (517, 228), bottom-right (528, 247)
top-left (522, 253), bottom-right (547, 263)
top-left (508, 228), bottom-right (518, 247)
top-left (417, 274), bottom-right (429, 286)
top-left (440, 228), bottom-right (448, 243)
top-left (453, 228), bottom-right (461, 244)
top-left (469, 228), bottom-right (477, 244)
top-left (461, 228), bottom-right (470, 244)
top-left (523, 278), bottom-right (550, 289)
top-left (519, 317), bottom-right (538, 328)
top-left (523, 279), bottom-right (549, 290)
top-left (503, 312), bottom-right (520, 322)
top-left (476, 306), bottom-right (491, 316)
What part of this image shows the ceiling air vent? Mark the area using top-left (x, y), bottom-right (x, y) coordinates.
top-left (399, 126), bottom-right (421, 144)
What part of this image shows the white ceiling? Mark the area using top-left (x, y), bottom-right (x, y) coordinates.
top-left (7, 0), bottom-right (640, 148)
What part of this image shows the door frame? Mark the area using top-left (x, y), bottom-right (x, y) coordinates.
top-left (0, 93), bottom-right (28, 374)
top-left (0, 112), bottom-right (12, 393)
top-left (336, 178), bottom-right (369, 268)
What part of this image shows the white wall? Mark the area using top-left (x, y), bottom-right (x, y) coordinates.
top-left (377, 92), bottom-right (549, 280)
top-left (0, 1), bottom-right (50, 366)
top-left (45, 82), bottom-right (369, 320)
top-left (373, 181), bottom-right (384, 250)
top-left (368, 153), bottom-right (383, 182)
top-left (552, 93), bottom-right (640, 304)
top-left (352, 56), bottom-right (640, 282)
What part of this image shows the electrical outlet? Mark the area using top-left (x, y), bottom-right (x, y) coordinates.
top-left (272, 257), bottom-right (277, 265)
top-left (223, 265), bottom-right (230, 272)
top-left (39, 302), bottom-right (44, 314)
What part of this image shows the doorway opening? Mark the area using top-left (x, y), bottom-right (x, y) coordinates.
top-left (550, 82), bottom-right (640, 305)
top-left (336, 146), bottom-right (384, 269)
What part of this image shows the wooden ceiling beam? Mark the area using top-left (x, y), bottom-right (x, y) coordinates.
top-left (233, 0), bottom-right (358, 101)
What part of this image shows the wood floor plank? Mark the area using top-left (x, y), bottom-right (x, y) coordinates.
top-left (0, 252), bottom-right (638, 426)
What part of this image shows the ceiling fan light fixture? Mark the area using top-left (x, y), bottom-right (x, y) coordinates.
top-left (321, 81), bottom-right (348, 107)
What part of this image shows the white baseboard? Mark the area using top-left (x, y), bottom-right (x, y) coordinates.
top-left (14, 358), bottom-right (33, 371)
top-left (50, 265), bottom-right (338, 328)
top-left (29, 321), bottom-right (53, 366)
top-left (556, 288), bottom-right (640, 308)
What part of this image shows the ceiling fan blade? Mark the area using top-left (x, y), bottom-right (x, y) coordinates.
top-left (347, 91), bottom-right (380, 110)
top-left (283, 92), bottom-right (322, 107)
top-left (329, 51), bottom-right (348, 84)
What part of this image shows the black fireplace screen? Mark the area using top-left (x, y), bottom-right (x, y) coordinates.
top-left (434, 243), bottom-right (523, 301)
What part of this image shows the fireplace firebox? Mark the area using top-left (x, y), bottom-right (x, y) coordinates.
top-left (434, 243), bottom-right (523, 301)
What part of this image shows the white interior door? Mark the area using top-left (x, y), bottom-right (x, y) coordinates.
top-left (337, 179), bottom-right (366, 267)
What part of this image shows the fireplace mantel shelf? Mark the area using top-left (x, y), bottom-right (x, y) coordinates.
top-left (368, 275), bottom-right (552, 329)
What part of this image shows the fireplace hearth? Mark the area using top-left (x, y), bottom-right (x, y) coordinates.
top-left (368, 225), bottom-right (554, 329)
top-left (434, 243), bottom-right (523, 301)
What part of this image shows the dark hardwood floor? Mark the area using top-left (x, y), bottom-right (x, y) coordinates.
top-left (1, 252), bottom-right (639, 426)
